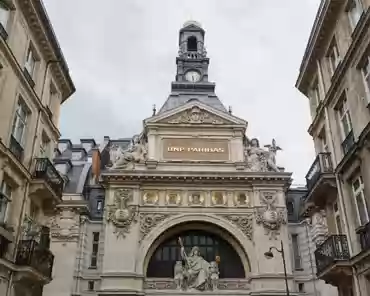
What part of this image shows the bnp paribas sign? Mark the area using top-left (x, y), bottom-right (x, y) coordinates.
top-left (162, 138), bottom-right (229, 161)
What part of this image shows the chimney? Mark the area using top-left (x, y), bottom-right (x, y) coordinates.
top-left (91, 147), bottom-right (101, 184)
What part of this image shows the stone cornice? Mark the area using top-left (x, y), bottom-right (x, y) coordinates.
top-left (17, 0), bottom-right (75, 102)
top-left (296, 0), bottom-right (344, 94)
top-left (101, 171), bottom-right (292, 186)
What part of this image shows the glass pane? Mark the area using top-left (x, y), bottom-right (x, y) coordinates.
top-left (162, 247), bottom-right (169, 260)
top-left (199, 236), bottom-right (206, 245)
top-left (335, 215), bottom-right (342, 234)
top-left (356, 193), bottom-right (369, 225)
top-left (341, 116), bottom-right (351, 136)
top-left (0, 6), bottom-right (9, 28)
top-left (90, 256), bottom-right (97, 267)
top-left (93, 232), bottom-right (100, 241)
top-left (92, 243), bottom-right (98, 253)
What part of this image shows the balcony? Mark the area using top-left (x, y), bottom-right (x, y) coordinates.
top-left (9, 135), bottom-right (24, 162)
top-left (315, 235), bottom-right (352, 286)
top-left (29, 158), bottom-right (64, 206)
top-left (342, 130), bottom-right (355, 155)
top-left (304, 153), bottom-right (337, 210)
top-left (15, 239), bottom-right (54, 281)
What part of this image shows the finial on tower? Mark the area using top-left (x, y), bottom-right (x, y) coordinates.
top-left (152, 104), bottom-right (156, 116)
top-left (228, 106), bottom-right (232, 114)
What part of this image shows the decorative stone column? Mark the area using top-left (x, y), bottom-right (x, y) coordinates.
top-left (100, 187), bottom-right (141, 292)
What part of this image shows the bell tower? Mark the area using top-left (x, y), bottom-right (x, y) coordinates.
top-left (176, 20), bottom-right (209, 83)
top-left (158, 21), bottom-right (227, 114)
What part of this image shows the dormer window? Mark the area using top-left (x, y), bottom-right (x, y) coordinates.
top-left (187, 36), bottom-right (197, 52)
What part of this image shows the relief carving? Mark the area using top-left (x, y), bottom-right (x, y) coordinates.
top-left (174, 239), bottom-right (220, 291)
top-left (219, 214), bottom-right (253, 241)
top-left (168, 106), bottom-right (225, 125)
top-left (255, 192), bottom-right (286, 240)
top-left (244, 138), bottom-right (282, 172)
top-left (48, 209), bottom-right (83, 241)
top-left (139, 213), bottom-right (175, 243)
top-left (105, 189), bottom-right (138, 238)
top-left (110, 133), bottom-right (147, 169)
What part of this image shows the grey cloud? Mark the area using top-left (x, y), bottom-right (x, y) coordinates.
top-left (44, 0), bottom-right (320, 184)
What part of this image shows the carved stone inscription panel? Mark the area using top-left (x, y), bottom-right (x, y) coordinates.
top-left (162, 138), bottom-right (229, 161)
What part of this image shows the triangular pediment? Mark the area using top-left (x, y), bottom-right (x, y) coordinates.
top-left (144, 100), bottom-right (247, 127)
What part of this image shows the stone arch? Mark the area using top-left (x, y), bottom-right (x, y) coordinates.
top-left (136, 214), bottom-right (254, 276)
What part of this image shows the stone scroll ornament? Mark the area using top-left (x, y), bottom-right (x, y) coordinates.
top-left (255, 192), bottom-right (286, 240)
top-left (219, 214), bottom-right (253, 241)
top-left (139, 213), bottom-right (175, 243)
top-left (105, 189), bottom-right (138, 238)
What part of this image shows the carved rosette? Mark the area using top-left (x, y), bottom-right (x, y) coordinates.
top-left (219, 214), bottom-right (253, 241)
top-left (105, 189), bottom-right (138, 238)
top-left (139, 213), bottom-right (174, 243)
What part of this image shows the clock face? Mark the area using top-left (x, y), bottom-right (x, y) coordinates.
top-left (185, 71), bottom-right (201, 82)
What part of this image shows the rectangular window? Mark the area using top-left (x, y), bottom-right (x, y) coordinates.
top-left (337, 93), bottom-right (353, 140)
top-left (348, 0), bottom-right (363, 29)
top-left (327, 38), bottom-right (341, 76)
top-left (0, 2), bottom-right (9, 31)
top-left (24, 45), bottom-right (37, 76)
top-left (11, 98), bottom-right (28, 145)
top-left (361, 56), bottom-right (370, 101)
top-left (309, 78), bottom-right (321, 117)
top-left (333, 202), bottom-right (343, 234)
top-left (0, 180), bottom-right (11, 224)
top-left (88, 281), bottom-right (95, 291)
top-left (90, 232), bottom-right (100, 268)
top-left (351, 175), bottom-right (370, 226)
top-left (292, 234), bottom-right (302, 270)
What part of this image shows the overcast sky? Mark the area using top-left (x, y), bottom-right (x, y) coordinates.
top-left (43, 0), bottom-right (320, 185)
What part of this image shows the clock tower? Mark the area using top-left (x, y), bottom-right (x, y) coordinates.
top-left (158, 21), bottom-right (227, 114)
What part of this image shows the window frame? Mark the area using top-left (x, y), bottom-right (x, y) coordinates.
top-left (333, 202), bottom-right (343, 234)
top-left (90, 232), bottom-right (100, 268)
top-left (24, 44), bottom-right (37, 77)
top-left (347, 0), bottom-right (363, 30)
top-left (11, 98), bottom-right (29, 146)
top-left (0, 180), bottom-right (11, 224)
top-left (327, 38), bottom-right (341, 76)
top-left (337, 93), bottom-right (353, 140)
top-left (351, 174), bottom-right (370, 226)
top-left (291, 234), bottom-right (302, 270)
top-left (0, 2), bottom-right (10, 32)
top-left (361, 55), bottom-right (370, 103)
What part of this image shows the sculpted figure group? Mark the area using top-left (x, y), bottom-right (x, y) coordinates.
top-left (244, 138), bottom-right (281, 172)
top-left (174, 239), bottom-right (219, 291)
top-left (109, 131), bottom-right (281, 173)
top-left (110, 134), bottom-right (147, 169)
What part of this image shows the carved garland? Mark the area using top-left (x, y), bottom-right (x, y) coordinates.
top-left (167, 106), bottom-right (225, 124)
top-left (219, 214), bottom-right (253, 241)
top-left (139, 213), bottom-right (175, 243)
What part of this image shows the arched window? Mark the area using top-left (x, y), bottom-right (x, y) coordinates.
top-left (187, 36), bottom-right (197, 52)
top-left (146, 229), bottom-right (245, 278)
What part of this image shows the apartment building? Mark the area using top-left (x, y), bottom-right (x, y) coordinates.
top-left (296, 0), bottom-right (370, 295)
top-left (0, 1), bottom-right (75, 296)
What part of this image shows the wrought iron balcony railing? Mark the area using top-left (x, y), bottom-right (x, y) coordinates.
top-left (358, 222), bottom-right (370, 252)
top-left (9, 135), bottom-right (24, 162)
top-left (15, 239), bottom-right (54, 278)
top-left (342, 130), bottom-right (355, 155)
top-left (315, 235), bottom-right (350, 275)
top-left (33, 158), bottom-right (64, 198)
top-left (305, 152), bottom-right (333, 192)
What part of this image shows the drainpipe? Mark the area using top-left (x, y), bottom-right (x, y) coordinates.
top-left (5, 59), bottom-right (61, 296)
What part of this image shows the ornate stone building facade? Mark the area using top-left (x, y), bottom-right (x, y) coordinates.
top-left (0, 1), bottom-right (75, 296)
top-left (296, 0), bottom-right (370, 295)
top-left (44, 22), bottom-right (337, 296)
